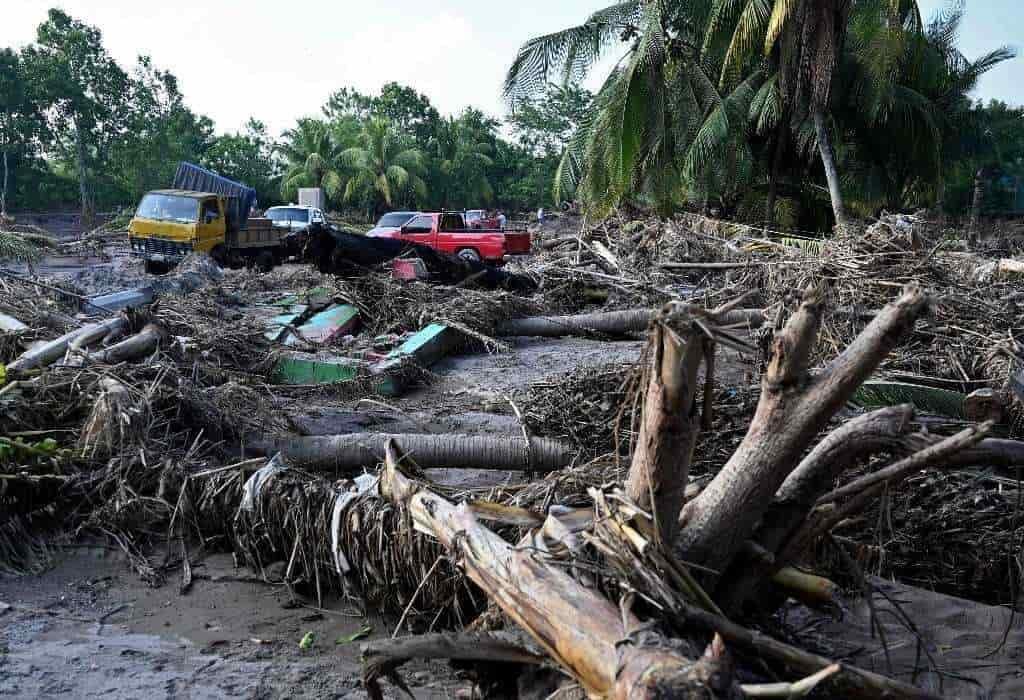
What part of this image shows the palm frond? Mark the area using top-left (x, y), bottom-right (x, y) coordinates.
top-left (503, 2), bottom-right (640, 102)
top-left (851, 381), bottom-right (966, 419)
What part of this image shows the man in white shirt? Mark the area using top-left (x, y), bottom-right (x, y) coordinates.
top-left (497, 211), bottom-right (507, 230)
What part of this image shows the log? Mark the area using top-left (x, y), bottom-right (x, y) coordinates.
top-left (87, 323), bottom-right (164, 365)
top-left (677, 284), bottom-right (929, 577)
top-left (6, 316), bottom-right (128, 373)
top-left (378, 443), bottom-right (724, 698)
top-left (495, 309), bottom-right (654, 338)
top-left (496, 308), bottom-right (764, 338)
top-left (0, 312), bottom-right (28, 332)
top-left (538, 234), bottom-right (580, 250)
top-left (251, 433), bottom-right (575, 472)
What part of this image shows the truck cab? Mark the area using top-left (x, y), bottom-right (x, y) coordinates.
top-left (128, 189), bottom-right (227, 271)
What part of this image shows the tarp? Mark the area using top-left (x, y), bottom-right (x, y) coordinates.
top-left (173, 162), bottom-right (257, 231)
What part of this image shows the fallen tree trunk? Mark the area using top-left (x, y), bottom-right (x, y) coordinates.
top-left (251, 433), bottom-right (575, 472)
top-left (7, 316), bottom-right (127, 373)
top-left (496, 308), bottom-right (764, 338)
top-left (378, 443), bottom-right (724, 698)
top-left (677, 284), bottom-right (929, 577)
top-left (86, 323), bottom-right (164, 365)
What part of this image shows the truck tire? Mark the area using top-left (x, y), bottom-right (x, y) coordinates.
top-left (255, 250), bottom-right (275, 273)
top-left (144, 259), bottom-right (168, 275)
top-left (457, 248), bottom-right (482, 263)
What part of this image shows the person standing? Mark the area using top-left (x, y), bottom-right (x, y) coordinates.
top-left (497, 210), bottom-right (507, 230)
top-left (537, 207), bottom-right (544, 224)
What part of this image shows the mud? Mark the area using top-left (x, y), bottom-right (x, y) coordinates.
top-left (0, 549), bottom-right (467, 699)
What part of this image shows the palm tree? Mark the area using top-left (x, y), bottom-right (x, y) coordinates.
top-left (506, 2), bottom-right (726, 216)
top-left (832, 2), bottom-right (1013, 214)
top-left (430, 114), bottom-right (494, 209)
top-left (339, 117), bottom-right (427, 215)
top-left (278, 118), bottom-right (344, 203)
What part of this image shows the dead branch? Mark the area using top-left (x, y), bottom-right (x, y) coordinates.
top-left (361, 632), bottom-right (545, 700)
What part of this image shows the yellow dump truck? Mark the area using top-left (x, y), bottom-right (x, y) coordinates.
top-left (128, 163), bottom-right (283, 273)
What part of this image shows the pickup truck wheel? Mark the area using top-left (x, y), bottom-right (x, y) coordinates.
top-left (457, 248), bottom-right (482, 264)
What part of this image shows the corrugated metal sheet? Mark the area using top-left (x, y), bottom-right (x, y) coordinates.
top-left (172, 162), bottom-right (257, 230)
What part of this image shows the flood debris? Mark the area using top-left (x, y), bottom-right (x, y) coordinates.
top-left (7, 210), bottom-right (1024, 698)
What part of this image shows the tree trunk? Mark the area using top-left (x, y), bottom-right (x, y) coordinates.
top-left (624, 321), bottom-right (705, 544)
top-left (969, 168), bottom-right (985, 242)
top-left (676, 284), bottom-right (928, 577)
top-left (73, 121), bottom-right (94, 229)
top-left (496, 308), bottom-right (764, 339)
top-left (87, 323), bottom-right (164, 365)
top-left (812, 108), bottom-right (847, 228)
top-left (7, 316), bottom-right (128, 373)
top-left (765, 120), bottom-right (786, 226)
top-left (252, 433), bottom-right (575, 472)
top-left (378, 444), bottom-right (723, 699)
top-left (1, 148), bottom-right (9, 217)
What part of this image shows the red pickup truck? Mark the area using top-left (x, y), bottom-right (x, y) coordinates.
top-left (367, 211), bottom-right (530, 264)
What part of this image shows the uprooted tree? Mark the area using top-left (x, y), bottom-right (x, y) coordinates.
top-left (374, 282), bottom-right (1019, 698)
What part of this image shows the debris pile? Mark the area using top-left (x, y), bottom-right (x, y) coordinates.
top-left (5, 210), bottom-right (1024, 698)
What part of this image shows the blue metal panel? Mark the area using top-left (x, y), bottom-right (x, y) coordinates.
top-left (172, 162), bottom-right (257, 230)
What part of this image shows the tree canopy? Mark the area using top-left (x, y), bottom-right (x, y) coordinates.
top-left (0, 4), bottom-right (1019, 230)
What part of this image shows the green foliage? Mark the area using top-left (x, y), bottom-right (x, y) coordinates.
top-left (278, 118), bottom-right (346, 204)
top-left (339, 117), bottom-right (427, 214)
top-left (203, 119), bottom-right (282, 208)
top-left (851, 382), bottom-right (966, 419)
top-left (507, 0), bottom-right (1019, 227)
top-left (0, 230), bottom-right (44, 263)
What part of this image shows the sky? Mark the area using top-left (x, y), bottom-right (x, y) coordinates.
top-left (1, 0), bottom-right (1020, 137)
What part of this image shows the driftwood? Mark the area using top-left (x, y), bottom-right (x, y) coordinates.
top-left (6, 316), bottom-right (128, 373)
top-left (379, 443), bottom-right (728, 698)
top-left (496, 307), bottom-right (764, 339)
top-left (86, 323), bottom-right (164, 365)
top-left (252, 433), bottom-right (575, 472)
top-left (676, 284), bottom-right (929, 577)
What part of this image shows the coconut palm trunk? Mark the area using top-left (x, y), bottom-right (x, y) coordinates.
top-left (765, 119), bottom-right (787, 225)
top-left (813, 107), bottom-right (847, 228)
top-left (1, 148), bottom-right (8, 217)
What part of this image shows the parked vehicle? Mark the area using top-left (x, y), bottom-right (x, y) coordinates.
top-left (128, 163), bottom-right (283, 273)
top-left (265, 205), bottom-right (328, 258)
top-left (465, 209), bottom-right (500, 229)
top-left (367, 211), bottom-right (419, 237)
top-left (366, 211), bottom-right (530, 264)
